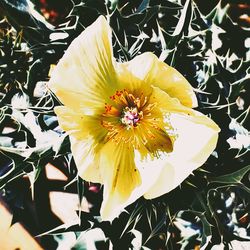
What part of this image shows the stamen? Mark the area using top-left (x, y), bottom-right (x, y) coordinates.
top-left (101, 89), bottom-right (174, 155)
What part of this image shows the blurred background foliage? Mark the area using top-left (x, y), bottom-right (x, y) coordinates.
top-left (0, 0), bottom-right (249, 249)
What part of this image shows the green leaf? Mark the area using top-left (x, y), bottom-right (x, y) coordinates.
top-left (77, 175), bottom-right (85, 224)
top-left (0, 0), bottom-right (54, 45)
top-left (136, 0), bottom-right (150, 14)
top-left (206, 1), bottom-right (229, 26)
top-left (191, 211), bottom-right (212, 247)
top-left (108, 0), bottom-right (118, 11)
top-left (0, 153), bottom-right (28, 189)
top-left (172, 0), bottom-right (192, 37)
top-left (207, 165), bottom-right (250, 184)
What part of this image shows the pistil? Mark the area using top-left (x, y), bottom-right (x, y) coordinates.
top-left (121, 107), bottom-right (142, 129)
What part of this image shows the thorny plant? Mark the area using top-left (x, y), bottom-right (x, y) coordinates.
top-left (0, 0), bottom-right (249, 249)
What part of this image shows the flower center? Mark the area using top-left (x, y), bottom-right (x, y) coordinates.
top-left (121, 107), bottom-right (142, 129)
top-left (101, 89), bottom-right (175, 155)
top-left (101, 89), bottom-right (171, 146)
top-left (101, 90), bottom-right (149, 134)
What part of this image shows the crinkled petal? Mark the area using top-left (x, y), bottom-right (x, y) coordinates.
top-left (55, 106), bottom-right (107, 183)
top-left (70, 135), bottom-right (103, 183)
top-left (99, 141), bottom-right (141, 220)
top-left (135, 123), bottom-right (173, 157)
top-left (54, 106), bottom-right (85, 138)
top-left (141, 87), bottom-right (219, 199)
top-left (98, 150), bottom-right (175, 220)
top-left (48, 16), bottom-right (116, 113)
top-left (150, 86), bottom-right (220, 131)
top-left (54, 106), bottom-right (107, 140)
top-left (116, 52), bottom-right (197, 108)
top-left (144, 113), bottom-right (219, 199)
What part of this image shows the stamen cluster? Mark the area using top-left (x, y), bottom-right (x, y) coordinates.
top-left (101, 89), bottom-right (157, 144)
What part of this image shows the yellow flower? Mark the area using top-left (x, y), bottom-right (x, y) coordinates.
top-left (48, 16), bottom-right (220, 221)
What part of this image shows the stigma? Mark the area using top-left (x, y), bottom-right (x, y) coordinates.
top-left (121, 107), bottom-right (142, 129)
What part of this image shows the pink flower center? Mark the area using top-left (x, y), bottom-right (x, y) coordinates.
top-left (121, 107), bottom-right (141, 129)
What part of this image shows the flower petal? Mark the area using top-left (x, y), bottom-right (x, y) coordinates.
top-left (99, 141), bottom-right (141, 220)
top-left (48, 16), bottom-right (116, 113)
top-left (54, 106), bottom-right (107, 140)
top-left (135, 123), bottom-right (173, 158)
top-left (55, 106), bottom-right (108, 183)
top-left (144, 113), bottom-right (219, 199)
top-left (98, 151), bottom-right (178, 221)
top-left (54, 106), bottom-right (85, 138)
top-left (116, 52), bottom-right (197, 108)
top-left (150, 86), bottom-right (220, 131)
top-left (70, 135), bottom-right (103, 183)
